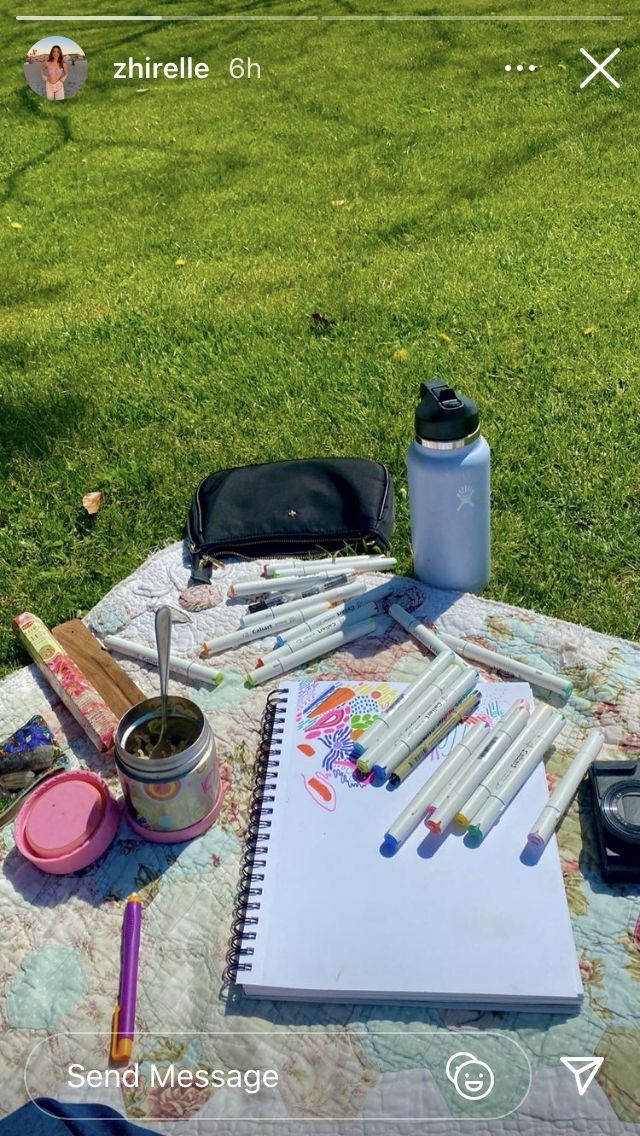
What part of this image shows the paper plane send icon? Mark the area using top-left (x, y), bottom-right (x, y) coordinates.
top-left (560, 1056), bottom-right (604, 1096)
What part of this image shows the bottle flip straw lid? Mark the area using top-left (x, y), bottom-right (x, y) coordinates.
top-left (415, 381), bottom-right (480, 445)
top-left (16, 770), bottom-right (120, 874)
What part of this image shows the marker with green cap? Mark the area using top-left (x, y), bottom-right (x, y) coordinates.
top-left (467, 711), bottom-right (565, 844)
top-left (455, 703), bottom-right (554, 827)
top-left (426, 700), bottom-right (530, 834)
top-left (436, 632), bottom-right (573, 700)
top-left (383, 721), bottom-right (489, 851)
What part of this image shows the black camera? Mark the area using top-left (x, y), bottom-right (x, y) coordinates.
top-left (590, 760), bottom-right (640, 884)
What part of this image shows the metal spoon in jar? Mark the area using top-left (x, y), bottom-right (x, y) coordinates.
top-left (150, 605), bottom-right (174, 758)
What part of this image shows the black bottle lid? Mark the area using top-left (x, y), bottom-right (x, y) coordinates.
top-left (415, 381), bottom-right (480, 444)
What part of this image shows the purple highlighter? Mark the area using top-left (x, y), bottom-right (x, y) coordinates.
top-left (110, 894), bottom-right (142, 1062)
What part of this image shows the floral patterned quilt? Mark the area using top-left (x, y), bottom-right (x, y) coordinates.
top-left (0, 543), bottom-right (638, 1135)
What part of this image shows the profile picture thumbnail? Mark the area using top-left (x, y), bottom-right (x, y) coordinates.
top-left (23, 35), bottom-right (87, 101)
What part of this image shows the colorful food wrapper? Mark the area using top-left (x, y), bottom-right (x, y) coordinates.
top-left (0, 714), bottom-right (68, 824)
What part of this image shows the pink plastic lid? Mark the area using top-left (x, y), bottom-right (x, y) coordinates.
top-left (16, 771), bottom-right (120, 874)
top-left (24, 779), bottom-right (106, 857)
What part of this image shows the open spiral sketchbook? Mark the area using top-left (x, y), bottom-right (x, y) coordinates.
top-left (233, 680), bottom-right (582, 1011)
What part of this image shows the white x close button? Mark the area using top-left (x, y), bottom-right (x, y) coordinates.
top-left (580, 47), bottom-right (621, 89)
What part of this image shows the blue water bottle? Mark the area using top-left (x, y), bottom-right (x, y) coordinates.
top-left (407, 381), bottom-right (490, 592)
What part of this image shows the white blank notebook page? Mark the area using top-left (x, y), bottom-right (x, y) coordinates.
top-left (243, 681), bottom-right (582, 1007)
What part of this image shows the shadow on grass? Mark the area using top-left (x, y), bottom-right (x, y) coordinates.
top-left (0, 390), bottom-right (89, 465)
top-left (1, 89), bottom-right (73, 205)
top-left (0, 281), bottom-right (70, 311)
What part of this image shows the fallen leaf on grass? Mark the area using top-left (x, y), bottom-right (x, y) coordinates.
top-left (9, 221), bottom-right (23, 230)
top-left (331, 199), bottom-right (348, 206)
top-left (583, 325), bottom-right (596, 336)
top-left (136, 88), bottom-right (149, 94)
top-left (175, 257), bottom-right (188, 266)
top-left (393, 348), bottom-right (409, 363)
top-left (437, 332), bottom-right (452, 344)
top-left (82, 491), bottom-right (104, 515)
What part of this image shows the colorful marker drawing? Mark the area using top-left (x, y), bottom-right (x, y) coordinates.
top-left (306, 687), bottom-right (355, 719)
top-left (297, 743), bottom-right (316, 757)
top-left (318, 725), bottom-right (355, 771)
top-left (299, 682), bottom-right (340, 718)
top-left (302, 772), bottom-right (336, 811)
top-left (295, 682), bottom-right (404, 810)
top-left (305, 706), bottom-right (351, 740)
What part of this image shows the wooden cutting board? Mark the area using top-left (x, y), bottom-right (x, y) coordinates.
top-left (52, 620), bottom-right (144, 719)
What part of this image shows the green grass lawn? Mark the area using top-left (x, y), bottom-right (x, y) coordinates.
top-left (1, 1), bottom-right (639, 675)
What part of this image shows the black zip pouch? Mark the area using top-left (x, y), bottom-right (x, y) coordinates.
top-left (187, 458), bottom-right (395, 581)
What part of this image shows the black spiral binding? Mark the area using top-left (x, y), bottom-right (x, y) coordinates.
top-left (224, 689), bottom-right (288, 987)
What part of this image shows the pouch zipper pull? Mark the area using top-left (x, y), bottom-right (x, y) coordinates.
top-left (190, 556), bottom-right (214, 585)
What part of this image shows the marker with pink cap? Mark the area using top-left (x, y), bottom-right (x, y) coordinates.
top-left (527, 729), bottom-right (604, 850)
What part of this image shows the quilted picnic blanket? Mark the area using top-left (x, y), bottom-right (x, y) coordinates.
top-left (0, 542), bottom-right (639, 1135)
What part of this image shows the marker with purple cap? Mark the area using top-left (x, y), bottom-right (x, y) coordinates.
top-left (111, 894), bottom-right (143, 1063)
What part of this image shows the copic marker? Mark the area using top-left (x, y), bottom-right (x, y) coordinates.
top-left (353, 648), bottom-right (460, 757)
top-left (263, 554), bottom-right (395, 576)
top-left (242, 575), bottom-right (355, 622)
top-left (437, 632), bottom-right (573, 698)
top-left (230, 571), bottom-right (354, 600)
top-left (268, 557), bottom-right (397, 578)
top-left (277, 588), bottom-right (391, 647)
top-left (246, 618), bottom-right (378, 687)
top-left (454, 704), bottom-right (556, 827)
top-left (356, 663), bottom-right (463, 775)
top-left (105, 636), bottom-right (224, 687)
top-left (201, 601), bottom-right (331, 656)
top-left (426, 701), bottom-right (530, 834)
top-left (371, 668), bottom-right (479, 781)
top-left (399, 720), bottom-right (492, 806)
top-left (467, 712), bottom-right (566, 844)
top-left (528, 728), bottom-right (604, 849)
top-left (240, 579), bottom-right (366, 628)
top-left (389, 605), bottom-right (450, 656)
top-left (383, 722), bottom-right (489, 851)
top-left (248, 574), bottom-right (351, 613)
top-left (387, 692), bottom-right (482, 787)
top-left (260, 604), bottom-right (377, 662)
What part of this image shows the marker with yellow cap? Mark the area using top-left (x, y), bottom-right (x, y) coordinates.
top-left (454, 704), bottom-right (555, 827)
top-left (467, 711), bottom-right (565, 844)
top-left (111, 894), bottom-right (142, 1062)
top-left (383, 723), bottom-right (488, 850)
top-left (426, 700), bottom-right (530, 834)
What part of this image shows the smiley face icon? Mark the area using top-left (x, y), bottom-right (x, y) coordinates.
top-left (446, 1051), bottom-right (495, 1101)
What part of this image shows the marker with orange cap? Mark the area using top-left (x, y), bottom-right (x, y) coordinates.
top-left (111, 894), bottom-right (142, 1062)
top-left (426, 700), bottom-right (530, 834)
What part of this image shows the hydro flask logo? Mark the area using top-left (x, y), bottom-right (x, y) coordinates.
top-left (457, 484), bottom-right (475, 510)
